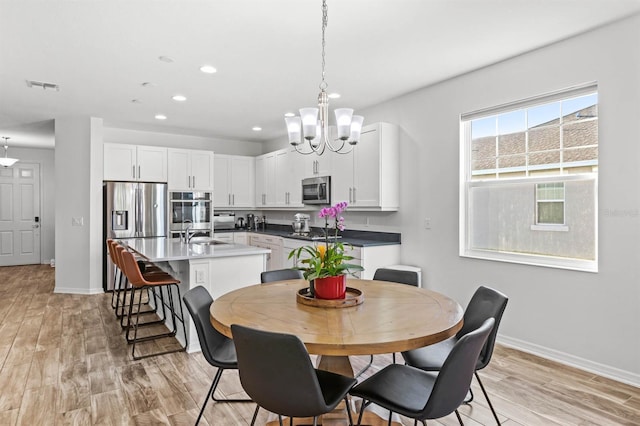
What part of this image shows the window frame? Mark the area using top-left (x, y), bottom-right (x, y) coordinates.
top-left (459, 83), bottom-right (598, 272)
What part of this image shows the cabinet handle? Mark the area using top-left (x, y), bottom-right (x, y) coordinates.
top-left (132, 165), bottom-right (135, 179)
top-left (188, 176), bottom-right (191, 188)
top-left (192, 176), bottom-right (195, 188)
top-left (349, 188), bottom-right (352, 203)
top-left (228, 194), bottom-right (231, 205)
top-left (353, 187), bottom-right (356, 203)
top-left (232, 194), bottom-right (235, 205)
top-left (138, 165), bottom-right (141, 179)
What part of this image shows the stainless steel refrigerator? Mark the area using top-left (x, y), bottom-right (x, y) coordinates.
top-left (103, 181), bottom-right (167, 290)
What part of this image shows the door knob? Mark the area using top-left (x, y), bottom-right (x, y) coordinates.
top-left (33, 224), bottom-right (40, 229)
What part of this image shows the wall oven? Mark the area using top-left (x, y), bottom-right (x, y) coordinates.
top-left (169, 191), bottom-right (212, 238)
top-left (302, 176), bottom-right (331, 205)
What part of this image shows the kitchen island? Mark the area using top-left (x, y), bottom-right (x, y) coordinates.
top-left (123, 237), bottom-right (270, 352)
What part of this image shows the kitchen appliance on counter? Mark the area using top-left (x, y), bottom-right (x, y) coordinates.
top-left (213, 211), bottom-right (236, 230)
top-left (169, 191), bottom-right (213, 238)
top-left (103, 181), bottom-right (167, 290)
top-left (302, 176), bottom-right (331, 205)
top-left (292, 213), bottom-right (311, 234)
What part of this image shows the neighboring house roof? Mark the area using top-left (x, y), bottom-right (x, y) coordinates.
top-left (472, 105), bottom-right (598, 172)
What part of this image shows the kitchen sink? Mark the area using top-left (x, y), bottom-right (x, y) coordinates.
top-left (189, 237), bottom-right (228, 245)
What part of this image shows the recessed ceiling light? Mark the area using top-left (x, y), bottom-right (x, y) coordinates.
top-left (131, 99), bottom-right (141, 104)
top-left (158, 56), bottom-right (174, 63)
top-left (141, 82), bottom-right (157, 88)
top-left (172, 95), bottom-right (187, 102)
top-left (155, 114), bottom-right (167, 120)
top-left (284, 112), bottom-right (295, 117)
top-left (200, 65), bottom-right (217, 74)
top-left (252, 127), bottom-right (262, 132)
top-left (328, 93), bottom-right (341, 99)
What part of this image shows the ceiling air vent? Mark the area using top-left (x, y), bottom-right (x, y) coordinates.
top-left (26, 80), bottom-right (59, 91)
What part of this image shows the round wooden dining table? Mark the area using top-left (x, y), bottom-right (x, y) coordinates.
top-left (210, 278), bottom-right (464, 425)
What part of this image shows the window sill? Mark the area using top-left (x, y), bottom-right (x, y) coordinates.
top-left (530, 224), bottom-right (569, 232)
top-left (461, 249), bottom-right (597, 273)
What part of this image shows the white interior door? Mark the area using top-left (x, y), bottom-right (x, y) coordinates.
top-left (0, 163), bottom-right (41, 266)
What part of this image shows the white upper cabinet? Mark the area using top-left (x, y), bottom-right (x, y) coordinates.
top-left (255, 152), bottom-right (276, 207)
top-left (303, 150), bottom-right (332, 178)
top-left (104, 143), bottom-right (168, 182)
top-left (330, 122), bottom-right (399, 211)
top-left (214, 154), bottom-right (255, 208)
top-left (168, 148), bottom-right (214, 191)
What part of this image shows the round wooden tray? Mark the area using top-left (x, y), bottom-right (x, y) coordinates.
top-left (296, 287), bottom-right (364, 308)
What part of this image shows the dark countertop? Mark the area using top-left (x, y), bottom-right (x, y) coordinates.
top-left (216, 224), bottom-right (401, 247)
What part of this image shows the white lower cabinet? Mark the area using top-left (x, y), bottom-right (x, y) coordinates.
top-left (249, 234), bottom-right (283, 271)
top-left (233, 232), bottom-right (249, 245)
top-left (213, 232), bottom-right (234, 243)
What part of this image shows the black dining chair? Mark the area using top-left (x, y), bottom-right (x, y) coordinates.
top-left (354, 267), bottom-right (421, 377)
top-left (350, 318), bottom-right (495, 426)
top-left (402, 286), bottom-right (508, 425)
top-left (231, 324), bottom-right (357, 426)
top-left (260, 268), bottom-right (304, 283)
top-left (182, 286), bottom-right (251, 425)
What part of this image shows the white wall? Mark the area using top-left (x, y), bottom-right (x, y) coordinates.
top-left (8, 147), bottom-right (55, 264)
top-left (363, 16), bottom-right (639, 384)
top-left (103, 126), bottom-right (263, 156)
top-left (54, 117), bottom-right (104, 295)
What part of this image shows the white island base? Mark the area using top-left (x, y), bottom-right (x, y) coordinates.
top-left (124, 238), bottom-right (269, 353)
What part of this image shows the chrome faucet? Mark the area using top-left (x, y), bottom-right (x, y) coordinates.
top-left (181, 220), bottom-right (193, 244)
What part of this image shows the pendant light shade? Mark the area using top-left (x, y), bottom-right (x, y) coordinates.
top-left (0, 137), bottom-right (18, 168)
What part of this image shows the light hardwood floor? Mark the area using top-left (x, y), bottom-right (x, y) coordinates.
top-left (0, 264), bottom-right (638, 425)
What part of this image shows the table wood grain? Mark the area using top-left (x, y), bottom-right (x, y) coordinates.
top-left (210, 279), bottom-right (464, 356)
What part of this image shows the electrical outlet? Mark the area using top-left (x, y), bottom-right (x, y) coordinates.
top-left (196, 270), bottom-right (205, 283)
top-left (71, 217), bottom-right (84, 226)
top-left (424, 217), bottom-right (431, 229)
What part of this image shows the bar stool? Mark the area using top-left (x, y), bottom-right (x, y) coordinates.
top-left (112, 244), bottom-right (163, 328)
top-left (120, 249), bottom-right (187, 360)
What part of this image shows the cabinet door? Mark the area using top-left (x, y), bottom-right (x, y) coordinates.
top-left (274, 149), bottom-right (289, 206)
top-left (330, 150), bottom-right (353, 204)
top-left (255, 155), bottom-right (266, 206)
top-left (352, 128), bottom-right (380, 207)
top-left (287, 149), bottom-right (305, 207)
top-left (167, 148), bottom-right (190, 190)
top-left (262, 153), bottom-right (276, 206)
top-left (214, 155), bottom-right (231, 207)
top-left (104, 143), bottom-right (137, 181)
top-left (137, 146), bottom-right (168, 182)
top-left (191, 151), bottom-right (214, 191)
top-left (230, 156), bottom-right (254, 208)
top-left (303, 153), bottom-right (333, 177)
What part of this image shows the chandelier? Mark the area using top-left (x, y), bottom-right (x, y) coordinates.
top-left (0, 137), bottom-right (19, 168)
top-left (285, 0), bottom-right (364, 155)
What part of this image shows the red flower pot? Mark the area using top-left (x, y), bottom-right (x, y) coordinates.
top-left (314, 275), bottom-right (347, 299)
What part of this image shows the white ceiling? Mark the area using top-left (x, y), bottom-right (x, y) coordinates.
top-left (1, 0), bottom-right (640, 149)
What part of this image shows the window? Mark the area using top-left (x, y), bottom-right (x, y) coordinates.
top-left (460, 84), bottom-right (598, 272)
top-left (536, 182), bottom-right (564, 225)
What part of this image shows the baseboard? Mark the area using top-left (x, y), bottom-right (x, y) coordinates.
top-left (186, 342), bottom-right (201, 354)
top-left (53, 286), bottom-right (104, 295)
top-left (498, 335), bottom-right (640, 388)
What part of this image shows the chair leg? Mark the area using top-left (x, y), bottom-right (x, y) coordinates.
top-left (278, 415), bottom-right (283, 426)
top-left (464, 387), bottom-right (474, 403)
top-left (195, 373), bottom-right (218, 425)
top-left (313, 416), bottom-right (317, 426)
top-left (210, 368), bottom-right (252, 402)
top-left (250, 405), bottom-right (260, 426)
top-left (387, 410), bottom-right (393, 426)
top-left (475, 372), bottom-right (500, 425)
top-left (357, 400), bottom-right (371, 425)
top-left (355, 355), bottom-right (374, 378)
top-left (344, 396), bottom-right (354, 426)
top-left (455, 409), bottom-right (464, 425)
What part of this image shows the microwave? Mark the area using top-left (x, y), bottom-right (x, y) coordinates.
top-left (302, 176), bottom-right (331, 205)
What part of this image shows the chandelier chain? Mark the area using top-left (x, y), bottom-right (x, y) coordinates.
top-left (320, 0), bottom-right (328, 91)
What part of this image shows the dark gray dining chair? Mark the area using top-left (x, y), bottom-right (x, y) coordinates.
top-left (351, 318), bottom-right (495, 426)
top-left (182, 286), bottom-right (251, 425)
top-left (402, 286), bottom-right (508, 425)
top-left (231, 324), bottom-right (357, 426)
top-left (354, 267), bottom-right (421, 377)
top-left (260, 268), bottom-right (304, 283)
